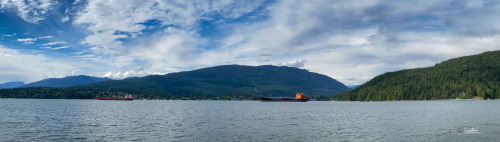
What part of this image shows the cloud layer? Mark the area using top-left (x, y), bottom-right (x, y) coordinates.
top-left (0, 0), bottom-right (58, 23)
top-left (1, 0), bottom-right (500, 85)
top-left (0, 46), bottom-right (78, 82)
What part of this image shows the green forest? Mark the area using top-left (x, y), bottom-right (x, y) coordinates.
top-left (0, 87), bottom-right (259, 100)
top-left (0, 65), bottom-right (347, 100)
top-left (336, 50), bottom-right (500, 101)
top-left (0, 87), bottom-right (337, 101)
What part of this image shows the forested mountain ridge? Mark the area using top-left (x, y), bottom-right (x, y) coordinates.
top-left (0, 65), bottom-right (348, 99)
top-left (80, 65), bottom-right (349, 97)
top-left (336, 50), bottom-right (500, 101)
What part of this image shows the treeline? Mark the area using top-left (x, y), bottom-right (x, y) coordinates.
top-left (0, 87), bottom-right (337, 101)
top-left (336, 50), bottom-right (500, 101)
top-left (0, 87), bottom-right (261, 100)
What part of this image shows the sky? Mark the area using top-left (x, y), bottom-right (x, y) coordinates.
top-left (0, 0), bottom-right (499, 85)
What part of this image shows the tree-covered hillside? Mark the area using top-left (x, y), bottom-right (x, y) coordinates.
top-left (336, 51), bottom-right (500, 101)
top-left (81, 65), bottom-right (348, 97)
top-left (0, 65), bottom-right (348, 99)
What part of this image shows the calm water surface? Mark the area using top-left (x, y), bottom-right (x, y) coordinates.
top-left (1, 99), bottom-right (499, 141)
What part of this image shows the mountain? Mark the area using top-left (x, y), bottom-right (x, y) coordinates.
top-left (79, 65), bottom-right (349, 98)
top-left (0, 81), bottom-right (25, 89)
top-left (20, 75), bottom-right (110, 88)
top-left (347, 85), bottom-right (360, 89)
top-left (0, 65), bottom-right (348, 99)
top-left (337, 51), bottom-right (500, 101)
top-left (123, 76), bottom-right (139, 80)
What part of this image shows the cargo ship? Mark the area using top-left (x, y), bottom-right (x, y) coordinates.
top-left (260, 93), bottom-right (308, 102)
top-left (96, 95), bottom-right (133, 101)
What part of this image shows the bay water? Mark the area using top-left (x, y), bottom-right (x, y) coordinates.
top-left (1, 99), bottom-right (499, 141)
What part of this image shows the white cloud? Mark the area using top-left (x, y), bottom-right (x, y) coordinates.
top-left (74, 0), bottom-right (164, 51)
top-left (38, 35), bottom-right (53, 39)
top-left (131, 27), bottom-right (201, 68)
top-left (72, 0), bottom-right (82, 5)
top-left (41, 41), bottom-right (66, 46)
top-left (16, 38), bottom-right (37, 44)
top-left (0, 45), bottom-right (78, 83)
top-left (2, 33), bottom-right (16, 37)
top-left (73, 0), bottom-right (264, 49)
top-left (61, 16), bottom-right (69, 23)
top-left (102, 70), bottom-right (163, 79)
top-left (71, 0), bottom-right (267, 72)
top-left (42, 46), bottom-right (69, 50)
top-left (278, 59), bottom-right (307, 68)
top-left (49, 72), bottom-right (64, 78)
top-left (0, 0), bottom-right (58, 24)
top-left (0, 44), bottom-right (137, 83)
top-left (17, 38), bottom-right (37, 42)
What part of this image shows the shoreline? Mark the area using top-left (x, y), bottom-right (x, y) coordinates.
top-left (334, 97), bottom-right (494, 102)
top-left (1, 97), bottom-right (495, 102)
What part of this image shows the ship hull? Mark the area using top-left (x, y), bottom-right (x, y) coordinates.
top-left (259, 97), bottom-right (308, 102)
top-left (96, 97), bottom-right (133, 101)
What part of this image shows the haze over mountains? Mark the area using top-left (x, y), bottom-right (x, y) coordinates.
top-left (0, 82), bottom-right (25, 89)
top-left (337, 51), bottom-right (500, 101)
top-left (19, 75), bottom-right (110, 88)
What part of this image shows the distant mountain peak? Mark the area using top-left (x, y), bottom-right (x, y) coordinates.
top-left (347, 85), bottom-right (360, 89)
top-left (20, 75), bottom-right (110, 88)
top-left (0, 81), bottom-right (25, 89)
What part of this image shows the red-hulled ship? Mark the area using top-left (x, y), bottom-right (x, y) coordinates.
top-left (260, 93), bottom-right (308, 102)
top-left (96, 95), bottom-right (133, 101)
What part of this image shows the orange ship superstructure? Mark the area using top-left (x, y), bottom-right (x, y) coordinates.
top-left (260, 93), bottom-right (309, 102)
top-left (295, 93), bottom-right (308, 100)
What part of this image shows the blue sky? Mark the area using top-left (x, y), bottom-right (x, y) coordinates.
top-left (1, 0), bottom-right (499, 85)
